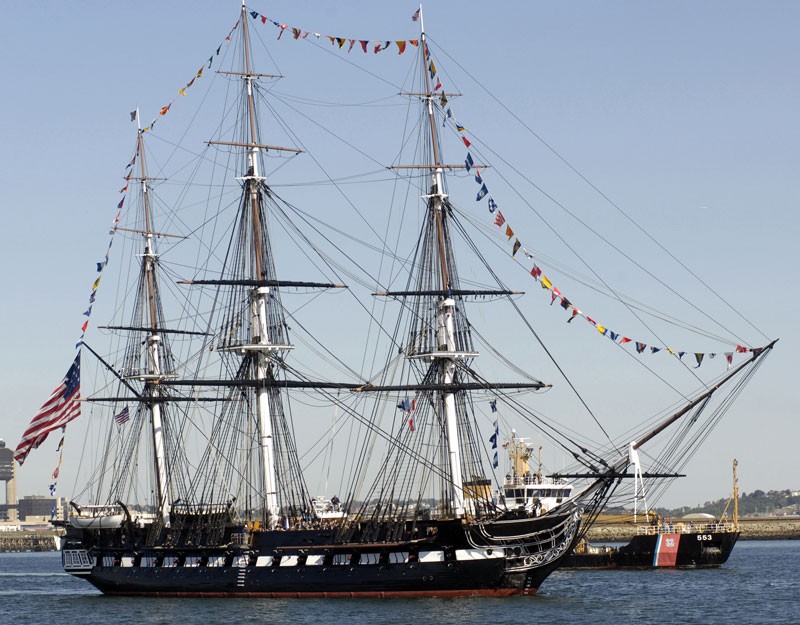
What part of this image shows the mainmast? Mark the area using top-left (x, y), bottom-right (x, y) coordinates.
top-left (239, 1), bottom-right (288, 526)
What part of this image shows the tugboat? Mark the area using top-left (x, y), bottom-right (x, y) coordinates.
top-left (566, 460), bottom-right (741, 569)
top-left (499, 432), bottom-right (573, 517)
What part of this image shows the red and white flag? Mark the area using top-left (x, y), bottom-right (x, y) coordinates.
top-left (15, 354), bottom-right (81, 466)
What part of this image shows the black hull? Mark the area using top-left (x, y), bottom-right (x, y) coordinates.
top-left (564, 531), bottom-right (739, 569)
top-left (63, 513), bottom-right (580, 597)
top-left (78, 558), bottom-right (558, 598)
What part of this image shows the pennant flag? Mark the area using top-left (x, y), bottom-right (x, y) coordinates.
top-left (651, 347), bottom-right (661, 354)
top-left (476, 184), bottom-right (488, 201)
top-left (440, 92), bottom-right (448, 107)
top-left (609, 331), bottom-right (619, 342)
top-left (489, 427), bottom-right (498, 449)
top-left (396, 40), bottom-right (407, 54)
top-left (474, 170), bottom-right (483, 184)
top-left (114, 405), bottom-right (131, 426)
top-left (560, 297), bottom-right (571, 310)
top-left (408, 415), bottom-right (415, 432)
top-left (360, 40), bottom-right (368, 53)
top-left (456, 123), bottom-right (466, 132)
top-left (434, 78), bottom-right (442, 91)
top-left (159, 103), bottom-right (172, 116)
top-left (49, 484), bottom-right (56, 496)
top-left (540, 276), bottom-right (553, 290)
top-left (462, 135), bottom-right (471, 148)
top-left (129, 110), bottom-right (137, 122)
top-left (336, 37), bottom-right (345, 49)
top-left (695, 353), bottom-right (704, 368)
top-left (636, 342), bottom-right (647, 354)
top-left (530, 265), bottom-right (542, 279)
top-left (490, 400), bottom-right (497, 413)
top-left (568, 307), bottom-right (580, 322)
top-left (429, 60), bottom-right (437, 78)
top-left (621, 337), bottom-right (632, 344)
top-left (512, 238), bottom-right (521, 257)
top-left (488, 197), bottom-right (497, 213)
top-left (596, 324), bottom-right (606, 335)
top-left (735, 345), bottom-right (749, 353)
top-left (504, 225), bottom-right (514, 240)
top-left (725, 352), bottom-right (733, 368)
top-left (117, 197), bottom-right (125, 209)
top-left (56, 436), bottom-right (64, 452)
top-left (412, 8), bottom-right (421, 21)
top-left (494, 211), bottom-right (505, 227)
top-left (492, 450), bottom-right (499, 469)
top-left (397, 397), bottom-right (413, 412)
top-left (15, 354), bottom-right (81, 466)
top-left (465, 152), bottom-right (474, 171)
top-left (293, 28), bottom-right (301, 40)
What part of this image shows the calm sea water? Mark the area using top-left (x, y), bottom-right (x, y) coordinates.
top-left (1, 541), bottom-right (797, 625)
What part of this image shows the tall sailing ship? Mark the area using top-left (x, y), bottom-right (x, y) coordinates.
top-left (16, 4), bottom-right (773, 597)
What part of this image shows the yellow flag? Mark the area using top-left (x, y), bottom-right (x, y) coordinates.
top-left (596, 324), bottom-right (606, 334)
top-left (178, 88), bottom-right (186, 96)
top-left (540, 276), bottom-right (552, 290)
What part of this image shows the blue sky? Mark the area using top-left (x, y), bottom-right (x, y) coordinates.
top-left (1, 1), bottom-right (796, 510)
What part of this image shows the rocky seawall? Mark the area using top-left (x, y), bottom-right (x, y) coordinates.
top-left (586, 517), bottom-right (800, 542)
top-left (0, 531), bottom-right (60, 552)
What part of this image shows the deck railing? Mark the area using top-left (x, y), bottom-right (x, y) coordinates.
top-left (636, 522), bottom-right (736, 535)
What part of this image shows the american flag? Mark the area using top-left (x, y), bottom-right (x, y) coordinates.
top-left (15, 354), bottom-right (81, 466)
top-left (114, 405), bottom-right (131, 426)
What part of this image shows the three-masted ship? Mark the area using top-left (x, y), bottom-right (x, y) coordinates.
top-left (47, 4), bottom-right (773, 597)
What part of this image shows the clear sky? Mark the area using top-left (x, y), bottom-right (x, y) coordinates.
top-left (1, 1), bottom-right (796, 511)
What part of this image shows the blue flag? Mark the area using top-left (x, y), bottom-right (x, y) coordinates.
top-left (465, 152), bottom-right (473, 171)
top-left (476, 184), bottom-right (488, 201)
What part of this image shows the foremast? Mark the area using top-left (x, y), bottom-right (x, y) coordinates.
top-left (417, 7), bottom-right (467, 516)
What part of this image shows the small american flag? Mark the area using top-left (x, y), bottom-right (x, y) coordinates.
top-left (15, 355), bottom-right (81, 466)
top-left (114, 406), bottom-right (131, 426)
top-left (412, 8), bottom-right (420, 22)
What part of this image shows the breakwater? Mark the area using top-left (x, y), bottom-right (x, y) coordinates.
top-left (586, 517), bottom-right (800, 542)
top-left (0, 532), bottom-right (60, 552)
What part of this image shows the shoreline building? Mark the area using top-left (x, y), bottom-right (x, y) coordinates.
top-left (0, 440), bottom-right (18, 521)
